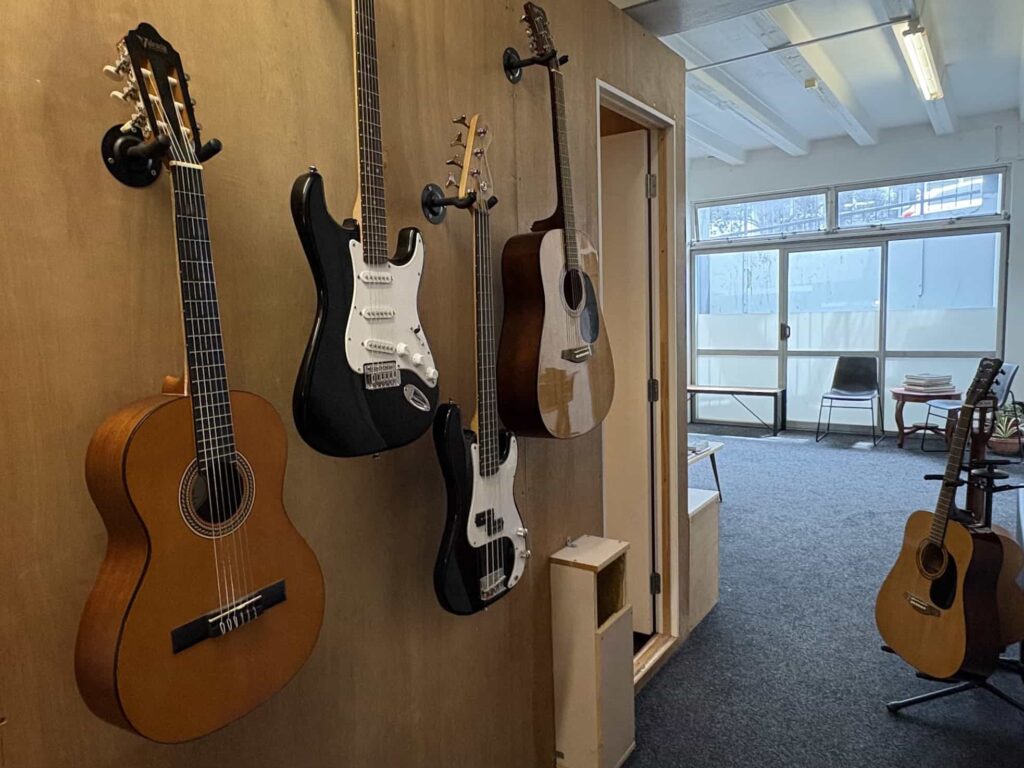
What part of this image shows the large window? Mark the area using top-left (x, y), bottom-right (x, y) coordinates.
top-left (689, 169), bottom-right (1008, 432)
top-left (695, 193), bottom-right (827, 242)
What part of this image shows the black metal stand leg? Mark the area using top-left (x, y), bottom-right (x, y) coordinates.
top-left (710, 454), bottom-right (722, 502)
top-left (978, 680), bottom-right (1024, 713)
top-left (816, 398), bottom-right (828, 442)
top-left (886, 682), bottom-right (977, 712)
top-left (870, 398), bottom-right (881, 446)
top-left (730, 395), bottom-right (772, 435)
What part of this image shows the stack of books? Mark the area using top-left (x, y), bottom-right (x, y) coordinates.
top-left (903, 373), bottom-right (956, 395)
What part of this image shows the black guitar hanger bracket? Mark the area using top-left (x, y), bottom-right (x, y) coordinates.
top-left (420, 185), bottom-right (476, 225)
top-left (502, 47), bottom-right (568, 84)
top-left (102, 125), bottom-right (223, 188)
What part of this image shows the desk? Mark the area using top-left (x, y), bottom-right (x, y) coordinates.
top-left (889, 387), bottom-right (962, 448)
top-left (687, 386), bottom-right (786, 436)
top-left (688, 441), bottom-right (723, 500)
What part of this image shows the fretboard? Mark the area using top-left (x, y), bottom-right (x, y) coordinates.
top-left (474, 209), bottom-right (500, 477)
top-left (548, 68), bottom-right (579, 270)
top-left (354, 0), bottom-right (388, 265)
top-left (929, 402), bottom-right (975, 544)
top-left (171, 163), bottom-right (236, 468)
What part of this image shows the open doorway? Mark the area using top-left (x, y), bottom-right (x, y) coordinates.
top-left (597, 83), bottom-right (681, 684)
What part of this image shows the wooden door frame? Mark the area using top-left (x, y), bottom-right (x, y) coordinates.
top-left (595, 80), bottom-right (682, 688)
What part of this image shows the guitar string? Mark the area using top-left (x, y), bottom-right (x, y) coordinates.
top-left (177, 117), bottom-right (259, 624)
top-left (552, 68), bottom-right (584, 350)
top-left (149, 86), bottom-right (232, 617)
top-left (484, 210), bottom-right (506, 589)
top-left (474, 208), bottom-right (492, 597)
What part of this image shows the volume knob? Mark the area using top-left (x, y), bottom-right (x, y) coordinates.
top-left (395, 343), bottom-right (409, 357)
top-left (426, 367), bottom-right (438, 381)
top-left (412, 353), bottom-right (425, 366)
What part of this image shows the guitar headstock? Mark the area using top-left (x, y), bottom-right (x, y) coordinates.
top-left (522, 3), bottom-right (556, 62)
top-left (104, 23), bottom-right (203, 165)
top-left (453, 114), bottom-right (496, 214)
top-left (965, 357), bottom-right (1003, 406)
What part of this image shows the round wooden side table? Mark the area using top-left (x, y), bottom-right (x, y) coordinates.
top-left (889, 387), bottom-right (963, 449)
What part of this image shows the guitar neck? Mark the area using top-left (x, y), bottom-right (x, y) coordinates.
top-left (353, 0), bottom-right (388, 264)
top-left (547, 67), bottom-right (579, 270)
top-left (930, 402), bottom-right (975, 543)
top-left (474, 209), bottom-right (500, 477)
top-left (170, 162), bottom-right (236, 467)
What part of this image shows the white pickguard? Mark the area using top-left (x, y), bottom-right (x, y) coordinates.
top-left (467, 437), bottom-right (529, 592)
top-left (344, 235), bottom-right (437, 386)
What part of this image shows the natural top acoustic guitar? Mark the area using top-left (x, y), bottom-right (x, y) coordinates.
top-left (76, 24), bottom-right (324, 743)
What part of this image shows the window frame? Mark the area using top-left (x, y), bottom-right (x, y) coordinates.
top-left (690, 166), bottom-right (1009, 248)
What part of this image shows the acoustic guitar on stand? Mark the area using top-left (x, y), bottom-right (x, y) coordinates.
top-left (77, 24), bottom-right (324, 742)
top-left (422, 115), bottom-right (530, 615)
top-left (496, 2), bottom-right (614, 439)
top-left (876, 357), bottom-right (1004, 681)
top-left (290, 0), bottom-right (438, 457)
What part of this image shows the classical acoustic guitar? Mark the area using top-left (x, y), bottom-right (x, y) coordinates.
top-left (430, 116), bottom-right (530, 615)
top-left (876, 357), bottom-right (1004, 681)
top-left (290, 0), bottom-right (439, 457)
top-left (77, 24), bottom-right (324, 742)
top-left (497, 2), bottom-right (615, 440)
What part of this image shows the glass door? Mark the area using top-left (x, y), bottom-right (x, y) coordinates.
top-left (692, 249), bottom-right (781, 425)
top-left (784, 245), bottom-right (882, 426)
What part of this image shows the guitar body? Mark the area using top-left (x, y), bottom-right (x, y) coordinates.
top-left (994, 525), bottom-right (1024, 646)
top-left (433, 403), bottom-right (527, 615)
top-left (292, 169), bottom-right (438, 457)
top-left (876, 510), bottom-right (1002, 680)
top-left (497, 228), bottom-right (615, 439)
top-left (76, 391), bottom-right (325, 743)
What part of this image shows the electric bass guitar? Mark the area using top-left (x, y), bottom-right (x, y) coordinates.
top-left (77, 25), bottom-right (324, 742)
top-left (430, 116), bottom-right (530, 615)
top-left (497, 2), bottom-right (615, 439)
top-left (876, 357), bottom-right (1004, 680)
top-left (291, 0), bottom-right (438, 457)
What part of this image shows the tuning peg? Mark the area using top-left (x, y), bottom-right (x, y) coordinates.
top-left (473, 148), bottom-right (485, 158)
top-left (103, 64), bottom-right (126, 81)
top-left (446, 155), bottom-right (463, 169)
top-left (450, 131), bottom-right (465, 147)
top-left (476, 126), bottom-right (488, 136)
top-left (110, 85), bottom-right (138, 103)
top-left (521, 14), bottom-right (527, 21)
top-left (445, 172), bottom-right (458, 189)
top-left (452, 114), bottom-right (470, 128)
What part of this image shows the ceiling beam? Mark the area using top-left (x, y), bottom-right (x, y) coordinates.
top-left (876, 0), bottom-right (958, 135)
top-left (743, 7), bottom-right (878, 146)
top-left (623, 0), bottom-right (791, 36)
top-left (666, 36), bottom-right (810, 156)
top-left (687, 120), bottom-right (747, 165)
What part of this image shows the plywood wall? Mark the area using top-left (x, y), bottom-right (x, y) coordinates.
top-left (0, 1), bottom-right (685, 765)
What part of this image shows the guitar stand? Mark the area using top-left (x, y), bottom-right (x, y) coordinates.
top-left (102, 124), bottom-right (222, 188)
top-left (884, 458), bottom-right (1024, 717)
top-left (502, 47), bottom-right (568, 84)
top-left (420, 185), bottom-right (475, 225)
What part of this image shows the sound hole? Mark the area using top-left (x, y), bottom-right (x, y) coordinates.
top-left (917, 541), bottom-right (948, 579)
top-left (191, 460), bottom-right (245, 525)
top-left (930, 556), bottom-right (959, 610)
top-left (562, 268), bottom-right (584, 312)
top-left (179, 455), bottom-right (255, 538)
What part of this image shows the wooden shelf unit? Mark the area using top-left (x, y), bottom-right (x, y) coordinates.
top-left (688, 488), bottom-right (720, 630)
top-left (550, 535), bottom-right (636, 768)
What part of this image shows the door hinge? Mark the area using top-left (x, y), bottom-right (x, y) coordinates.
top-left (645, 173), bottom-right (658, 199)
top-left (648, 378), bottom-right (660, 402)
top-left (650, 572), bottom-right (662, 595)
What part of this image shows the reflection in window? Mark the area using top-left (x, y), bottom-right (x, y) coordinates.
top-left (696, 194), bottom-right (827, 242)
top-left (838, 172), bottom-right (1003, 229)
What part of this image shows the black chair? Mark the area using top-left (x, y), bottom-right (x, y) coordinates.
top-left (815, 356), bottom-right (882, 445)
top-left (921, 362), bottom-right (1021, 460)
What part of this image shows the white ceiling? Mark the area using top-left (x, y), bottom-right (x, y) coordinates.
top-left (654, 0), bottom-right (1024, 164)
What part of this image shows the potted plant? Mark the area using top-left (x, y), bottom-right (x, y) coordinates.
top-left (989, 402), bottom-right (1024, 455)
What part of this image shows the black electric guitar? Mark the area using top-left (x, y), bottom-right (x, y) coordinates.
top-left (291, 0), bottom-right (438, 457)
top-left (429, 116), bottom-right (530, 615)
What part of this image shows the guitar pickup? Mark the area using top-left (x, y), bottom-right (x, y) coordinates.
top-left (360, 306), bottom-right (396, 320)
top-left (474, 509), bottom-right (504, 536)
top-left (358, 270), bottom-right (392, 285)
top-left (171, 579), bottom-right (286, 654)
top-left (362, 339), bottom-right (396, 354)
top-left (364, 361), bottom-right (401, 390)
top-left (561, 345), bottom-right (592, 363)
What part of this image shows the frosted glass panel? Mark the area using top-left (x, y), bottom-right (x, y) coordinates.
top-left (694, 250), bottom-right (779, 350)
top-left (886, 233), bottom-right (1000, 352)
top-left (883, 357), bottom-right (981, 432)
top-left (694, 355), bottom-right (777, 425)
top-left (787, 356), bottom-right (878, 427)
top-left (788, 246), bottom-right (881, 351)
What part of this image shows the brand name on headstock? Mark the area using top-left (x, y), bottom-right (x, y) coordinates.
top-left (136, 35), bottom-right (168, 54)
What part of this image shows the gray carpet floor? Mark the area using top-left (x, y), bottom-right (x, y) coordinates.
top-left (629, 426), bottom-right (1024, 768)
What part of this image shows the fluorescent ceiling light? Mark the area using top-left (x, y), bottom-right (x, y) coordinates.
top-left (895, 20), bottom-right (944, 101)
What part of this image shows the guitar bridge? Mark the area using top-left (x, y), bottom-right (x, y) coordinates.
top-left (904, 592), bottom-right (940, 616)
top-left (480, 569), bottom-right (507, 601)
top-left (364, 361), bottom-right (401, 390)
top-left (171, 579), bottom-right (287, 654)
top-left (561, 345), bottom-right (592, 363)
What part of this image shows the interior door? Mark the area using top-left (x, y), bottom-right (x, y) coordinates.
top-left (600, 128), bottom-right (657, 636)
